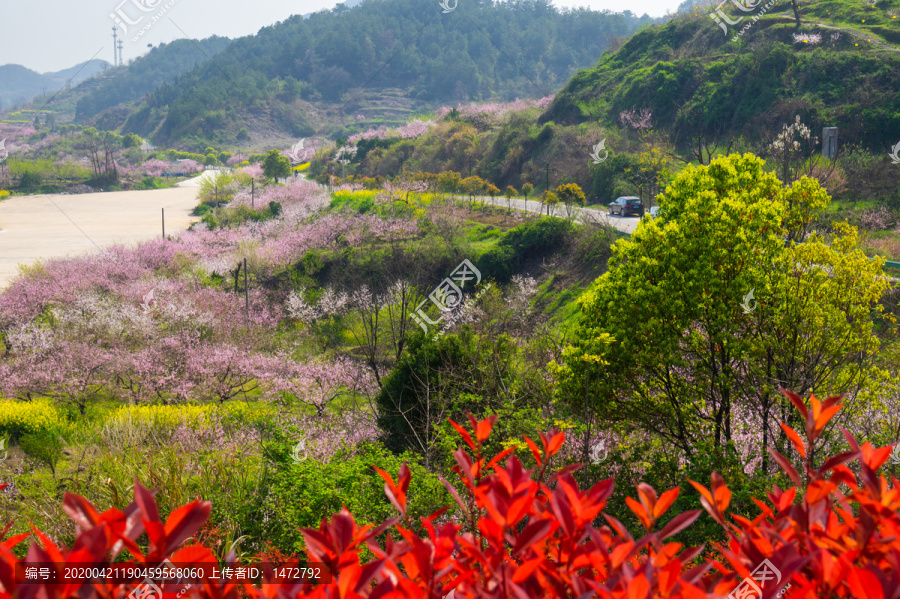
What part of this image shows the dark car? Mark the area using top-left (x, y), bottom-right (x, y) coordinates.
top-left (608, 196), bottom-right (644, 217)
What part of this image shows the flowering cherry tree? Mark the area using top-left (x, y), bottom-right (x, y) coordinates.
top-left (267, 355), bottom-right (378, 416)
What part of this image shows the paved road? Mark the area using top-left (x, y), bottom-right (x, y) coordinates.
top-left (0, 173), bottom-right (212, 288)
top-left (478, 195), bottom-right (645, 234)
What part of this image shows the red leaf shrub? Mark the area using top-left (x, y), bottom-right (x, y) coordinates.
top-left (1, 392), bottom-right (899, 598)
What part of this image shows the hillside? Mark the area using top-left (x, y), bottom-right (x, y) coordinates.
top-left (313, 0), bottom-right (900, 214)
top-left (541, 0), bottom-right (900, 151)
top-left (74, 37), bottom-right (232, 124)
top-left (103, 0), bottom-right (657, 147)
top-left (0, 60), bottom-right (108, 110)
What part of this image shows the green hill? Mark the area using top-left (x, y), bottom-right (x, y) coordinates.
top-left (74, 37), bottom-right (232, 123)
top-left (313, 0), bottom-right (900, 210)
top-left (112, 0), bottom-right (655, 146)
top-left (542, 0), bottom-right (900, 151)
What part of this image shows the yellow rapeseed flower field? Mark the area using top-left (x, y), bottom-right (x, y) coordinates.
top-left (0, 399), bottom-right (65, 438)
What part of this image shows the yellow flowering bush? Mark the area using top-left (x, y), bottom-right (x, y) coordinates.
top-left (0, 399), bottom-right (66, 440)
top-left (0, 190), bottom-right (10, 200)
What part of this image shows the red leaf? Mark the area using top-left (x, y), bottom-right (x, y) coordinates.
top-left (654, 487), bottom-right (680, 519)
top-left (780, 387), bottom-right (808, 419)
top-left (163, 500), bottom-right (212, 555)
top-left (62, 493), bottom-right (101, 530)
top-left (474, 415), bottom-right (496, 444)
top-left (448, 419), bottom-right (475, 451)
top-left (523, 436), bottom-right (542, 466)
top-left (658, 510), bottom-right (701, 541)
top-left (847, 568), bottom-right (884, 599)
top-left (373, 466), bottom-right (406, 516)
top-left (768, 447), bottom-right (801, 486)
top-left (512, 520), bottom-right (554, 556)
top-left (819, 450), bottom-right (859, 473)
top-left (438, 475), bottom-right (470, 517)
top-left (779, 422), bottom-right (806, 459)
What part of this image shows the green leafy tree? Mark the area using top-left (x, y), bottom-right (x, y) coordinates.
top-left (542, 190), bottom-right (558, 215)
top-left (375, 329), bottom-right (522, 467)
top-left (461, 176), bottom-right (485, 209)
top-left (554, 153), bottom-right (892, 474)
top-left (20, 430), bottom-right (64, 478)
top-left (485, 183), bottom-right (501, 211)
top-left (122, 133), bottom-right (142, 149)
top-left (262, 149), bottom-right (292, 183)
top-left (522, 182), bottom-right (533, 202)
top-left (436, 171), bottom-right (462, 195)
top-left (504, 185), bottom-right (518, 214)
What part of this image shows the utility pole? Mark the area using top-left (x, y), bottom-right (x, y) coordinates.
top-left (117, 40), bottom-right (124, 66)
top-left (251, 179), bottom-right (255, 208)
top-left (244, 257), bottom-right (249, 319)
top-left (111, 28), bottom-right (119, 66)
top-left (545, 162), bottom-right (550, 215)
top-left (161, 208), bottom-right (165, 238)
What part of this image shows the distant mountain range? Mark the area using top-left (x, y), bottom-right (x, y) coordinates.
top-left (0, 60), bottom-right (109, 110)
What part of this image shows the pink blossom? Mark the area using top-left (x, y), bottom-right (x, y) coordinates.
top-left (619, 108), bottom-right (653, 129)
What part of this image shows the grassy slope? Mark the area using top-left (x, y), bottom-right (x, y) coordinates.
top-left (542, 0), bottom-right (900, 152)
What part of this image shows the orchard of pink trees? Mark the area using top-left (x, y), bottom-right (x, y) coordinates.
top-left (0, 170), bottom-right (539, 426)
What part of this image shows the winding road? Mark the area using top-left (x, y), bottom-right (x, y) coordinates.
top-left (478, 195), bottom-right (645, 234)
top-left (0, 174), bottom-right (644, 289)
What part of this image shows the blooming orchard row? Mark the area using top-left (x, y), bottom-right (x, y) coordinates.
top-left (0, 173), bottom-right (521, 419)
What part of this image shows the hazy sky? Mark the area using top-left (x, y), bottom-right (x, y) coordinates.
top-left (0, 0), bottom-right (680, 73)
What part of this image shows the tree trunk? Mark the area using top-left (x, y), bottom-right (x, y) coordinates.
top-left (791, 0), bottom-right (801, 29)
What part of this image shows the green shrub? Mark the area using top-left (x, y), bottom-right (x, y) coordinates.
top-left (20, 429), bottom-right (64, 476)
top-left (263, 441), bottom-right (449, 554)
top-left (19, 429), bottom-right (63, 477)
top-left (500, 217), bottom-right (573, 261)
top-left (476, 245), bottom-right (516, 282)
top-left (573, 225), bottom-right (616, 269)
top-left (19, 171), bottom-right (42, 190)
